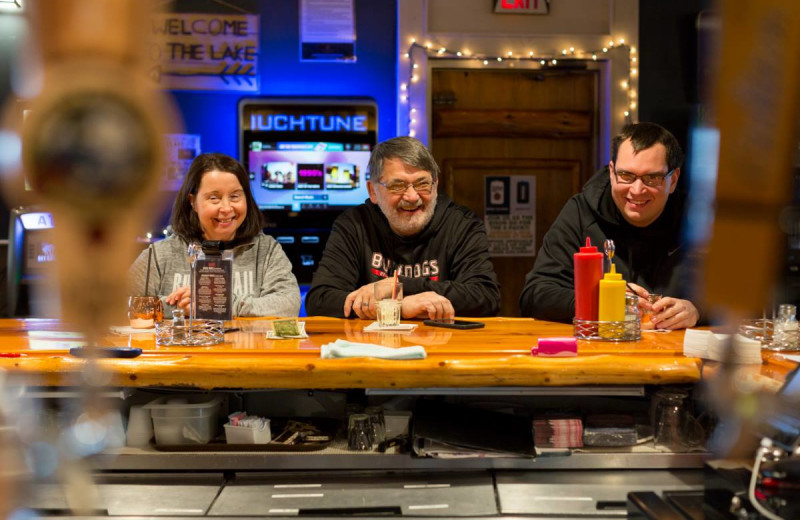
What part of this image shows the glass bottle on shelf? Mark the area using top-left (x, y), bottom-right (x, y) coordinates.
top-left (772, 304), bottom-right (798, 350)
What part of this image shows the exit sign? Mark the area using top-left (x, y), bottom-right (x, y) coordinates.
top-left (494, 0), bottom-right (549, 14)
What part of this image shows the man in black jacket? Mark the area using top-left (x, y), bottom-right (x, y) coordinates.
top-left (306, 136), bottom-right (500, 319)
top-left (519, 122), bottom-right (703, 329)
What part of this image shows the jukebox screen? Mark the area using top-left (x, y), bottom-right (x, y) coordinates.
top-left (239, 99), bottom-right (377, 212)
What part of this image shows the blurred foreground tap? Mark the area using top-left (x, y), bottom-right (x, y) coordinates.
top-left (2, 0), bottom-right (176, 345)
top-left (702, 0), bottom-right (800, 464)
top-left (0, 0), bottom-right (178, 516)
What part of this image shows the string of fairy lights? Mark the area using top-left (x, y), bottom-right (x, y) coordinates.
top-left (400, 38), bottom-right (638, 138)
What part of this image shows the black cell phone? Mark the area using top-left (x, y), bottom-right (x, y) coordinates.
top-left (69, 346), bottom-right (143, 358)
top-left (423, 319), bottom-right (485, 330)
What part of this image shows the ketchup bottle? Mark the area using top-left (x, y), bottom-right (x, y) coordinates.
top-left (574, 237), bottom-right (603, 321)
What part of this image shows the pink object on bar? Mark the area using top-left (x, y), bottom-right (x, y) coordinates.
top-left (531, 337), bottom-right (578, 357)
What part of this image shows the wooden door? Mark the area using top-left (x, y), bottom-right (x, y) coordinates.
top-left (432, 69), bottom-right (598, 316)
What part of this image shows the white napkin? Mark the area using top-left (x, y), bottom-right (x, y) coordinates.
top-left (683, 329), bottom-right (712, 358)
top-left (320, 339), bottom-right (426, 360)
top-left (683, 328), bottom-right (762, 364)
top-left (363, 322), bottom-right (418, 332)
top-left (110, 325), bottom-right (154, 335)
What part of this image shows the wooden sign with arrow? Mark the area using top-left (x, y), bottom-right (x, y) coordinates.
top-left (151, 13), bottom-right (260, 92)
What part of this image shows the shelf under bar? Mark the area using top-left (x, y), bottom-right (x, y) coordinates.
top-left (365, 386), bottom-right (645, 396)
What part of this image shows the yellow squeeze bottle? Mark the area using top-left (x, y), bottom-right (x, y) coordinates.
top-left (598, 264), bottom-right (626, 338)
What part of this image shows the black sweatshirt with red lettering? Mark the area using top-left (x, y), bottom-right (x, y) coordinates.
top-left (305, 195), bottom-right (500, 318)
top-left (519, 168), bottom-right (707, 324)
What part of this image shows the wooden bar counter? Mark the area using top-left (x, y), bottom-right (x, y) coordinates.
top-left (0, 317), bottom-right (700, 389)
top-left (0, 317), bottom-right (792, 390)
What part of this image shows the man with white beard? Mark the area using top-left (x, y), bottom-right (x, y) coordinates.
top-left (306, 136), bottom-right (500, 320)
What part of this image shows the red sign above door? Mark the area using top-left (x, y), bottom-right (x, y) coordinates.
top-left (494, 0), bottom-right (549, 14)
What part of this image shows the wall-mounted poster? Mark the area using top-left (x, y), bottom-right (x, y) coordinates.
top-left (300, 0), bottom-right (356, 62)
top-left (164, 134), bottom-right (201, 189)
top-left (151, 13), bottom-right (259, 91)
top-left (484, 175), bottom-right (537, 257)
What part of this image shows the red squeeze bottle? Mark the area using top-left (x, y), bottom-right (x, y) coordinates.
top-left (573, 237), bottom-right (604, 321)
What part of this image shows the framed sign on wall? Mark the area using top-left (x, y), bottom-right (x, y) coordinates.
top-left (151, 13), bottom-right (260, 91)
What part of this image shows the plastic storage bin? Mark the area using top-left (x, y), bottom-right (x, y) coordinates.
top-left (224, 421), bottom-right (272, 444)
top-left (384, 411), bottom-right (412, 438)
top-left (144, 395), bottom-right (223, 445)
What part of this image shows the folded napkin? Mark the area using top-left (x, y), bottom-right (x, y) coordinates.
top-left (363, 322), bottom-right (418, 332)
top-left (110, 325), bottom-right (155, 335)
top-left (533, 415), bottom-right (583, 448)
top-left (320, 339), bottom-right (426, 360)
top-left (683, 328), bottom-right (762, 364)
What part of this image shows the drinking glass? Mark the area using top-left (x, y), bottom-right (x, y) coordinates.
top-left (642, 293), bottom-right (662, 325)
top-left (653, 389), bottom-right (688, 451)
top-left (374, 280), bottom-right (403, 327)
top-left (342, 403), bottom-right (364, 438)
top-left (128, 296), bottom-right (163, 329)
top-left (347, 413), bottom-right (372, 451)
top-left (769, 304), bottom-right (799, 351)
top-left (364, 405), bottom-right (386, 449)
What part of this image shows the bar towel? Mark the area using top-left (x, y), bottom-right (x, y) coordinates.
top-left (320, 339), bottom-right (426, 360)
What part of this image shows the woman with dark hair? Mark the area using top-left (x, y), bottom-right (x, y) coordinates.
top-left (129, 153), bottom-right (300, 317)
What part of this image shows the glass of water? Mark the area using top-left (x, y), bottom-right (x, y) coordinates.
top-left (374, 280), bottom-right (403, 327)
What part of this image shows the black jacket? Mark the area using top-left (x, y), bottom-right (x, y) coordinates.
top-left (519, 168), bottom-right (705, 323)
top-left (306, 195), bottom-right (501, 317)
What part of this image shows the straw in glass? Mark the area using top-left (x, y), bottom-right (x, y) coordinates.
top-left (144, 245), bottom-right (153, 296)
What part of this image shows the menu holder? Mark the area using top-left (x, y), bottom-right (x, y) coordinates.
top-left (739, 318), bottom-right (800, 350)
top-left (155, 319), bottom-right (223, 346)
top-left (573, 317), bottom-right (641, 342)
top-left (192, 245), bottom-right (233, 321)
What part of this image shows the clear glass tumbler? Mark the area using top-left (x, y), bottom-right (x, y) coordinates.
top-left (374, 280), bottom-right (403, 327)
top-left (642, 293), bottom-right (662, 326)
top-left (653, 389), bottom-right (688, 451)
top-left (128, 296), bottom-right (163, 329)
top-left (364, 405), bottom-right (386, 449)
top-left (347, 413), bottom-right (372, 451)
top-left (769, 304), bottom-right (799, 351)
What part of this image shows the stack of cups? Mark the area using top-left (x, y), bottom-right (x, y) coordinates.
top-left (126, 405), bottom-right (153, 447)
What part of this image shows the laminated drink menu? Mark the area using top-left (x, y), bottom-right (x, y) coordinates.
top-left (192, 245), bottom-right (233, 321)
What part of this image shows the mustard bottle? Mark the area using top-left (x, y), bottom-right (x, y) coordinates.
top-left (598, 263), bottom-right (626, 339)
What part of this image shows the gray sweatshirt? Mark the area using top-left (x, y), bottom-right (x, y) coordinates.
top-left (128, 233), bottom-right (300, 317)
